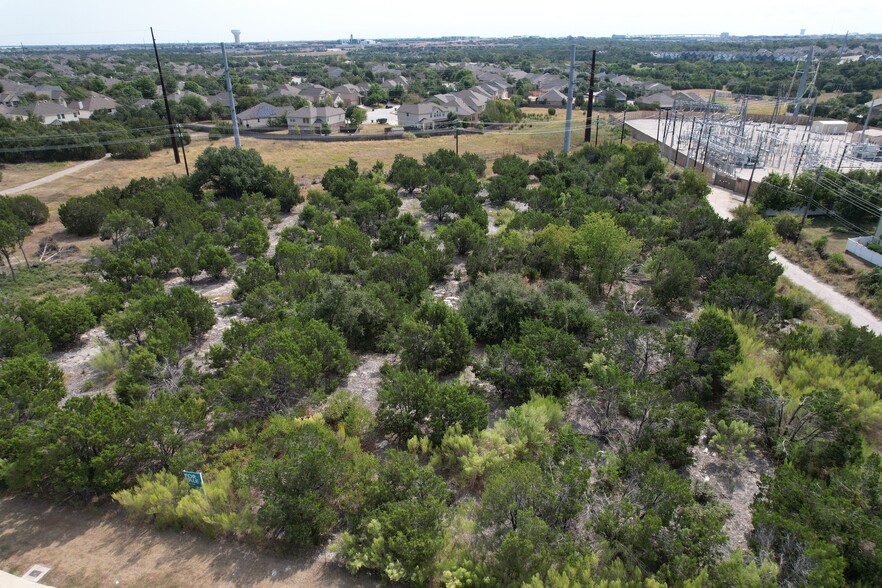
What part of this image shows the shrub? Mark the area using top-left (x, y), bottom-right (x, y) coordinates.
top-left (4, 195), bottom-right (49, 226)
top-left (58, 194), bottom-right (116, 236)
top-left (710, 419), bottom-right (755, 467)
top-left (111, 141), bottom-right (151, 160)
top-left (90, 342), bottom-right (127, 383)
top-left (773, 214), bottom-right (803, 242)
top-left (547, 107), bottom-right (557, 116)
top-left (827, 253), bottom-right (849, 273)
top-left (812, 236), bottom-right (829, 258)
top-left (323, 390), bottom-right (376, 438)
top-left (868, 243), bottom-right (882, 255)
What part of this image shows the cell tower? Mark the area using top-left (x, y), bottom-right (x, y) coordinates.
top-left (231, 30), bottom-right (241, 46)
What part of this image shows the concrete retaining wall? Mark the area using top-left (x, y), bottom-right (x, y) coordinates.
top-left (846, 236), bottom-right (882, 268)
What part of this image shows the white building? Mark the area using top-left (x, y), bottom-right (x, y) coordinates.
top-left (811, 120), bottom-right (848, 135)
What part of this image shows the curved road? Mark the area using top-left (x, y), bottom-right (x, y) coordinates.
top-left (0, 154), bottom-right (109, 196)
top-left (708, 186), bottom-right (882, 335)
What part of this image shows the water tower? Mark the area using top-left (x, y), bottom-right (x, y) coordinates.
top-left (231, 30), bottom-right (241, 46)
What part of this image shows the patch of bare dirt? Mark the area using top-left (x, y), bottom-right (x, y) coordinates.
top-left (337, 353), bottom-right (396, 414)
top-left (50, 326), bottom-right (111, 399)
top-left (0, 495), bottom-right (378, 588)
top-left (687, 429), bottom-right (772, 553)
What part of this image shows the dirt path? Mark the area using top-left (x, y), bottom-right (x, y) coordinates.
top-left (687, 430), bottom-right (772, 553)
top-left (0, 496), bottom-right (378, 588)
top-left (0, 156), bottom-right (110, 196)
top-left (708, 186), bottom-right (882, 335)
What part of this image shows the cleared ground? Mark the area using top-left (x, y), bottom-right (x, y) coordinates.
top-left (0, 496), bottom-right (378, 588)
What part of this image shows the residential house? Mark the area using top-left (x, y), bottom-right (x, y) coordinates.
top-left (325, 66), bottom-right (344, 78)
top-left (204, 91), bottom-right (233, 108)
top-left (635, 93), bottom-right (674, 110)
top-left (331, 84), bottom-right (363, 106)
top-left (594, 89), bottom-right (627, 105)
top-left (68, 93), bottom-right (117, 119)
top-left (398, 102), bottom-right (450, 129)
top-left (23, 101), bottom-right (79, 124)
top-left (134, 98), bottom-right (155, 109)
top-left (269, 84), bottom-right (303, 99)
top-left (0, 105), bottom-right (26, 121)
top-left (536, 88), bottom-right (567, 107)
top-left (643, 82), bottom-right (672, 94)
top-left (297, 84), bottom-right (342, 106)
top-left (866, 98), bottom-right (882, 117)
top-left (286, 105), bottom-right (346, 133)
top-left (381, 75), bottom-right (410, 91)
top-left (673, 91), bottom-right (707, 109)
top-left (237, 102), bottom-right (298, 129)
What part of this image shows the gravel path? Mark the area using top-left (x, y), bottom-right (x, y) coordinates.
top-left (0, 155), bottom-right (110, 195)
top-left (708, 186), bottom-right (882, 335)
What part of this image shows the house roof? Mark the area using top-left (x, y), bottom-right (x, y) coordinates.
top-left (289, 105), bottom-right (345, 119)
top-left (237, 102), bottom-right (300, 120)
top-left (76, 93), bottom-right (117, 111)
top-left (399, 102), bottom-right (445, 116)
top-left (539, 88), bottom-right (567, 101)
top-left (27, 101), bottom-right (77, 117)
top-left (636, 93), bottom-right (674, 108)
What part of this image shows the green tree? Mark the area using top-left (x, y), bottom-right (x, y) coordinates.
top-left (396, 299), bottom-right (473, 375)
top-left (439, 217), bottom-right (486, 255)
top-left (644, 245), bottom-right (697, 310)
top-left (376, 365), bottom-right (487, 444)
top-left (573, 212), bottom-right (643, 297)
top-left (99, 209), bottom-right (152, 250)
top-left (345, 105), bottom-right (366, 127)
top-left (3, 195), bottom-right (49, 226)
top-left (247, 415), bottom-right (358, 546)
top-left (58, 193), bottom-right (116, 236)
top-left (420, 185), bottom-right (458, 222)
top-left (198, 244), bottom-right (235, 279)
top-left (388, 154), bottom-right (427, 194)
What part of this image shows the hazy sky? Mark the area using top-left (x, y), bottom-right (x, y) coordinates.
top-left (1, 0), bottom-right (880, 46)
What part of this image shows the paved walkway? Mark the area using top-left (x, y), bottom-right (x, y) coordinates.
top-left (0, 155), bottom-right (109, 195)
top-left (708, 186), bottom-right (882, 335)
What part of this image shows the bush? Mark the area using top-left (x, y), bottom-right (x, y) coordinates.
top-left (812, 236), bottom-right (829, 258)
top-left (25, 295), bottom-right (97, 350)
top-left (4, 195), bottom-right (49, 226)
top-left (827, 253), bottom-right (849, 273)
top-left (396, 299), bottom-right (473, 375)
top-left (773, 213), bottom-right (803, 242)
top-left (868, 243), bottom-right (882, 255)
top-left (58, 194), bottom-right (116, 236)
top-left (547, 107), bottom-right (557, 116)
top-left (111, 141), bottom-right (151, 160)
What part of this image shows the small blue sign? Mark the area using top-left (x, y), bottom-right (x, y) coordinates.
top-left (183, 470), bottom-right (203, 489)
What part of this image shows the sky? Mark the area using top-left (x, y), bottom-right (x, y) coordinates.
top-left (1, 0), bottom-right (880, 46)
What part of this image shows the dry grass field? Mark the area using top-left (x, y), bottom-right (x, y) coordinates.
top-left (0, 117), bottom-right (625, 270)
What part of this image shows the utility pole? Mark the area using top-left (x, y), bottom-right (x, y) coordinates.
top-left (686, 118), bottom-right (696, 166)
top-left (797, 167), bottom-right (822, 242)
top-left (656, 109), bottom-right (662, 146)
top-left (151, 27), bottom-right (180, 164)
top-left (584, 49), bottom-right (596, 143)
top-left (595, 116), bottom-right (599, 145)
top-left (793, 47), bottom-right (814, 119)
top-left (221, 42), bottom-right (241, 149)
top-left (620, 110), bottom-right (627, 145)
top-left (837, 143), bottom-right (849, 171)
top-left (701, 134), bottom-right (711, 171)
top-left (861, 99), bottom-right (873, 143)
top-left (744, 142), bottom-right (763, 204)
top-left (177, 124), bottom-right (189, 176)
top-left (693, 121), bottom-right (703, 169)
top-left (662, 110), bottom-right (671, 160)
top-left (675, 111), bottom-right (684, 165)
top-left (563, 45), bottom-right (576, 153)
top-left (792, 144), bottom-right (807, 187)
top-left (455, 122), bottom-right (460, 156)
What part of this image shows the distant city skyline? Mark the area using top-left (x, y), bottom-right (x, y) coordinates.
top-left (2, 0), bottom-right (880, 47)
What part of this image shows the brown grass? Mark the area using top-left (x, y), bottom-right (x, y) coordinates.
top-left (0, 161), bottom-right (76, 192)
